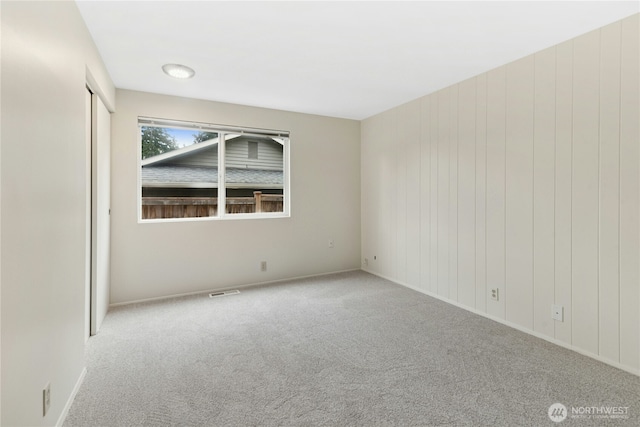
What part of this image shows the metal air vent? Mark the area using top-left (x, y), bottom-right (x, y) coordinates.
top-left (209, 290), bottom-right (240, 298)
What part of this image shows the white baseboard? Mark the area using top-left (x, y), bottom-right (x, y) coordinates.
top-left (362, 267), bottom-right (640, 378)
top-left (110, 268), bottom-right (361, 308)
top-left (56, 367), bottom-right (87, 427)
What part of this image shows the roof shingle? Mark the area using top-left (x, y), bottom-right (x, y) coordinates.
top-left (141, 166), bottom-right (282, 186)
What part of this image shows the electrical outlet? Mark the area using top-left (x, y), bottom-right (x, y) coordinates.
top-left (552, 304), bottom-right (564, 322)
top-left (490, 288), bottom-right (499, 301)
top-left (43, 383), bottom-right (51, 417)
top-left (260, 261), bottom-right (267, 272)
top-left (328, 239), bottom-right (334, 248)
top-left (364, 258), bottom-right (369, 266)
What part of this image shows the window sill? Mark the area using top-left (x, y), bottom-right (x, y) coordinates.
top-left (138, 212), bottom-right (291, 224)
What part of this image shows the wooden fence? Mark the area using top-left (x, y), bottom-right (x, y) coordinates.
top-left (142, 191), bottom-right (283, 219)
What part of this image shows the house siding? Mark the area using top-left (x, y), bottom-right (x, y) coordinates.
top-left (172, 147), bottom-right (217, 168)
top-left (225, 138), bottom-right (283, 170)
top-left (162, 136), bottom-right (283, 170)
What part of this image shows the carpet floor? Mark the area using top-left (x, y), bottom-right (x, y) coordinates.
top-left (64, 271), bottom-right (639, 426)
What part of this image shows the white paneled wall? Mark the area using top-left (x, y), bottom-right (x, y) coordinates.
top-left (361, 15), bottom-right (639, 374)
top-left (619, 14), bottom-right (640, 371)
top-left (485, 66), bottom-right (507, 320)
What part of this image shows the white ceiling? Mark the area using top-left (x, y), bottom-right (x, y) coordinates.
top-left (76, 1), bottom-right (638, 120)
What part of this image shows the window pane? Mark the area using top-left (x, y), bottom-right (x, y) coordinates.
top-left (138, 118), bottom-right (289, 221)
top-left (140, 126), bottom-right (219, 219)
top-left (224, 134), bottom-right (284, 214)
top-left (248, 141), bottom-right (258, 159)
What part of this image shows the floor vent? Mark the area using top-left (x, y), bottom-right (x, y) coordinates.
top-left (209, 290), bottom-right (240, 298)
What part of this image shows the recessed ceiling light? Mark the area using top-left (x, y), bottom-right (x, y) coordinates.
top-left (162, 64), bottom-right (195, 79)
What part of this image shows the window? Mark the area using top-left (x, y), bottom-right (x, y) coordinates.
top-left (248, 141), bottom-right (258, 159)
top-left (139, 117), bottom-right (289, 221)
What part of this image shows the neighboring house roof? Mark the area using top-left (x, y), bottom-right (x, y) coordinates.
top-left (141, 166), bottom-right (283, 189)
top-left (141, 134), bottom-right (284, 167)
top-left (141, 136), bottom-right (226, 167)
top-left (142, 135), bottom-right (284, 189)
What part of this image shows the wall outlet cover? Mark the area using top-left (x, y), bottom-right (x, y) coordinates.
top-left (552, 304), bottom-right (564, 322)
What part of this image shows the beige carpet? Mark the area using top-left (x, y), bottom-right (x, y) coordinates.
top-left (64, 271), bottom-right (639, 426)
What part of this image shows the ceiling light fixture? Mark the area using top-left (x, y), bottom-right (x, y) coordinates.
top-left (162, 63), bottom-right (195, 79)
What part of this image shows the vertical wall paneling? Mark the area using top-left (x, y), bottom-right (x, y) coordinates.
top-left (381, 110), bottom-right (396, 277)
top-left (486, 66), bottom-right (507, 319)
top-left (505, 56), bottom-right (535, 329)
top-left (533, 47), bottom-right (557, 338)
top-left (377, 114), bottom-right (386, 274)
top-left (367, 114), bottom-right (378, 273)
top-left (361, 116), bottom-right (371, 268)
top-left (598, 22), bottom-right (622, 363)
top-left (360, 116), bottom-right (372, 269)
top-left (389, 110), bottom-right (398, 278)
top-left (429, 95), bottom-right (439, 294)
top-left (395, 108), bottom-right (407, 284)
top-left (437, 89), bottom-right (451, 298)
top-left (405, 101), bottom-right (422, 288)
top-left (366, 114), bottom-right (384, 275)
top-left (360, 15), bottom-right (639, 375)
top-left (554, 40), bottom-right (573, 345)
top-left (619, 14), bottom-right (640, 370)
top-left (457, 78), bottom-right (477, 308)
top-left (372, 115), bottom-right (385, 275)
top-left (572, 30), bottom-right (600, 355)
top-left (475, 74), bottom-right (488, 311)
top-left (449, 86), bottom-right (459, 302)
top-left (420, 98), bottom-right (431, 292)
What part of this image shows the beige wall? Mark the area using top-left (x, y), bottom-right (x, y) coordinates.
top-left (1, 1), bottom-right (115, 425)
top-left (111, 89), bottom-right (361, 304)
top-left (361, 14), bottom-right (639, 374)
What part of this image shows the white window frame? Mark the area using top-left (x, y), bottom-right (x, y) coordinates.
top-left (137, 117), bottom-right (290, 223)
